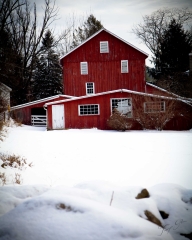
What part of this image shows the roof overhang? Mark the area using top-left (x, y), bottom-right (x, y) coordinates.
top-left (44, 89), bottom-right (191, 107)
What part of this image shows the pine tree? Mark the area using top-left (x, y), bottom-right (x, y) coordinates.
top-left (71, 14), bottom-right (103, 48)
top-left (32, 30), bottom-right (63, 100)
top-left (159, 19), bottom-right (192, 74)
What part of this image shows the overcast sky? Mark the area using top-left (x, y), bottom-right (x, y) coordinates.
top-left (35, 0), bottom-right (192, 66)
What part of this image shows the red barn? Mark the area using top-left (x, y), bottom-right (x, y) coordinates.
top-left (10, 28), bottom-right (192, 130)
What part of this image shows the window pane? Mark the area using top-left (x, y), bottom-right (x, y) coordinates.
top-left (144, 101), bottom-right (165, 113)
top-left (79, 105), bottom-right (99, 115)
top-left (111, 98), bottom-right (132, 117)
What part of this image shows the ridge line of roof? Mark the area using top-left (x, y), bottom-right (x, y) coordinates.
top-left (44, 89), bottom-right (189, 107)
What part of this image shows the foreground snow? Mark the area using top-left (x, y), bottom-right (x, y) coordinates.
top-left (0, 182), bottom-right (192, 240)
top-left (0, 122), bottom-right (192, 239)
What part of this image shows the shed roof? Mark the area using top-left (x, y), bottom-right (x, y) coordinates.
top-left (60, 28), bottom-right (149, 63)
top-left (11, 94), bottom-right (74, 110)
top-left (44, 89), bottom-right (192, 107)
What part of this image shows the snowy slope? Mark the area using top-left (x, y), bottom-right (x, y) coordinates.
top-left (0, 122), bottom-right (192, 240)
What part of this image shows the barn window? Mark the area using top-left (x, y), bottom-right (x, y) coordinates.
top-left (100, 41), bottom-right (109, 53)
top-left (121, 60), bottom-right (128, 73)
top-left (80, 62), bottom-right (88, 74)
top-left (86, 82), bottom-right (95, 95)
top-left (79, 104), bottom-right (99, 115)
top-left (111, 98), bottom-right (132, 117)
top-left (144, 101), bottom-right (165, 113)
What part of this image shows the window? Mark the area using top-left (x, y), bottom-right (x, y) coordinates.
top-left (80, 62), bottom-right (88, 75)
top-left (144, 101), bottom-right (165, 113)
top-left (100, 41), bottom-right (109, 53)
top-left (86, 82), bottom-right (95, 95)
top-left (111, 98), bottom-right (132, 117)
top-left (121, 60), bottom-right (128, 73)
top-left (79, 104), bottom-right (99, 115)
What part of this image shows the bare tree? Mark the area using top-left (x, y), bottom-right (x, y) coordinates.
top-left (0, 0), bottom-right (70, 105)
top-left (132, 7), bottom-right (192, 69)
top-left (132, 95), bottom-right (180, 130)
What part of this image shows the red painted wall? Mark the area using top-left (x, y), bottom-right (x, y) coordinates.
top-left (61, 30), bottom-right (147, 97)
top-left (11, 96), bottom-right (67, 125)
top-left (47, 92), bottom-right (133, 130)
top-left (47, 92), bottom-right (192, 131)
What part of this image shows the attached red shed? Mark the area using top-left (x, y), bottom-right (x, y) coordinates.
top-left (44, 89), bottom-right (192, 130)
top-left (11, 95), bottom-right (73, 126)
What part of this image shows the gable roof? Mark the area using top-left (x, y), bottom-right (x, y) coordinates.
top-left (60, 28), bottom-right (149, 62)
top-left (44, 89), bottom-right (192, 107)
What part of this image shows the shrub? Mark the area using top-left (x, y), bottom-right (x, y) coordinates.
top-left (107, 108), bottom-right (132, 131)
top-left (0, 153), bottom-right (33, 186)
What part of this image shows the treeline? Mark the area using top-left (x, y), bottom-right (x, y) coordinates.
top-left (0, 0), bottom-right (103, 106)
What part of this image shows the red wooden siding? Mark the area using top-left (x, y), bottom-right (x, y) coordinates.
top-left (47, 92), bottom-right (134, 130)
top-left (11, 96), bottom-right (67, 125)
top-left (61, 30), bottom-right (147, 97)
top-left (46, 92), bottom-right (192, 131)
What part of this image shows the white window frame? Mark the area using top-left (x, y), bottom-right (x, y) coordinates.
top-left (86, 82), bottom-right (95, 95)
top-left (110, 98), bottom-right (132, 118)
top-left (121, 60), bottom-right (128, 73)
top-left (80, 62), bottom-right (88, 75)
top-left (144, 101), bottom-right (165, 113)
top-left (100, 41), bottom-right (109, 53)
top-left (78, 104), bottom-right (100, 116)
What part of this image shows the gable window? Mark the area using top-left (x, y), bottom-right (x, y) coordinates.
top-left (80, 62), bottom-right (88, 75)
top-left (100, 41), bottom-right (109, 53)
top-left (121, 60), bottom-right (128, 73)
top-left (144, 101), bottom-right (165, 113)
top-left (79, 104), bottom-right (99, 115)
top-left (86, 82), bottom-right (95, 95)
top-left (111, 98), bottom-right (132, 117)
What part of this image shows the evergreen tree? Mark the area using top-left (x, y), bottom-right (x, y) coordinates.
top-left (159, 19), bottom-right (192, 74)
top-left (71, 14), bottom-right (103, 48)
top-left (32, 30), bottom-right (63, 100)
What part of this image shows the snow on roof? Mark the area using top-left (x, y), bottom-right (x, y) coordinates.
top-left (60, 28), bottom-right (149, 62)
top-left (146, 83), bottom-right (192, 106)
top-left (11, 94), bottom-right (74, 110)
top-left (44, 89), bottom-right (191, 107)
top-left (0, 82), bottom-right (12, 92)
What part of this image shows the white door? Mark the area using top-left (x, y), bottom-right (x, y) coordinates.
top-left (52, 105), bottom-right (64, 129)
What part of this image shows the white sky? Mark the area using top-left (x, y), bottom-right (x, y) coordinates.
top-left (35, 0), bottom-right (192, 66)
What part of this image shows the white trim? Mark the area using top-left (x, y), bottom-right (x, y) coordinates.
top-left (110, 98), bottom-right (132, 117)
top-left (121, 60), bottom-right (128, 73)
top-left (60, 28), bottom-right (148, 61)
top-left (86, 82), bottom-right (95, 95)
top-left (100, 41), bottom-right (109, 53)
top-left (11, 95), bottom-right (74, 110)
top-left (78, 104), bottom-right (100, 116)
top-left (80, 62), bottom-right (88, 75)
top-left (45, 88), bottom-right (189, 107)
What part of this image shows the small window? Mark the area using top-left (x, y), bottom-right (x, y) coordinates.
top-left (144, 101), bottom-right (165, 113)
top-left (100, 41), bottom-right (109, 53)
top-left (79, 104), bottom-right (99, 115)
top-left (121, 60), bottom-right (128, 73)
top-left (86, 82), bottom-right (95, 95)
top-left (111, 98), bottom-right (132, 118)
top-left (80, 62), bottom-right (88, 75)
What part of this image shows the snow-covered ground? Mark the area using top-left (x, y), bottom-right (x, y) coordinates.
top-left (0, 121), bottom-right (192, 240)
